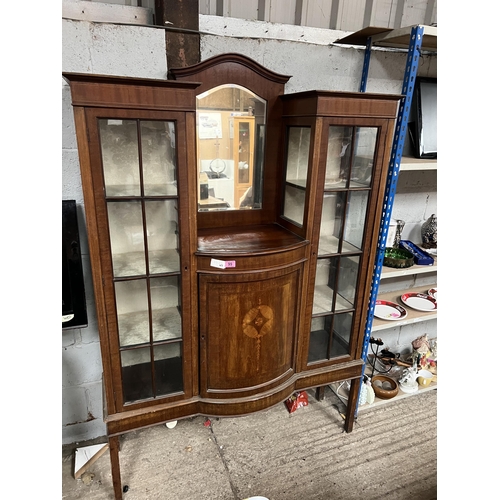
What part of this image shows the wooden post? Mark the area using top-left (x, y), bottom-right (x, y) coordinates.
top-left (155, 0), bottom-right (200, 69)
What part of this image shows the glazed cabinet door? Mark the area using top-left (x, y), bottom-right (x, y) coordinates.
top-left (307, 125), bottom-right (378, 364)
top-left (85, 108), bottom-right (195, 411)
top-left (281, 117), bottom-right (392, 370)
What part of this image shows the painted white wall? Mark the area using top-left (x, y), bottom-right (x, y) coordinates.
top-left (62, 13), bottom-right (437, 444)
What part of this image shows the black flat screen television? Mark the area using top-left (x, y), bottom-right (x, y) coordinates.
top-left (411, 77), bottom-right (437, 159)
top-left (62, 200), bottom-right (88, 330)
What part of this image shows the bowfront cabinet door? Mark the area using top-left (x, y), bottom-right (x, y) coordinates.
top-left (198, 263), bottom-right (303, 399)
top-left (85, 109), bottom-right (195, 411)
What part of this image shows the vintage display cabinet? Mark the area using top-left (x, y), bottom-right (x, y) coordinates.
top-left (64, 53), bottom-right (400, 499)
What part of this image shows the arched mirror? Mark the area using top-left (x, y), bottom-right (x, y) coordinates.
top-left (196, 84), bottom-right (266, 211)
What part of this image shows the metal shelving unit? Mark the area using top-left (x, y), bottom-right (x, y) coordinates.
top-left (335, 25), bottom-right (437, 414)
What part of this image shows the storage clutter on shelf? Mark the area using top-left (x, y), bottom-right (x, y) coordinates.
top-left (362, 333), bottom-right (437, 402)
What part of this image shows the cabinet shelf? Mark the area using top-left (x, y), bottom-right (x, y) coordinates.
top-left (112, 249), bottom-right (180, 277)
top-left (373, 285), bottom-right (437, 331)
top-left (313, 286), bottom-right (354, 315)
top-left (118, 307), bottom-right (182, 348)
top-left (286, 179), bottom-right (307, 189)
top-left (105, 183), bottom-right (178, 197)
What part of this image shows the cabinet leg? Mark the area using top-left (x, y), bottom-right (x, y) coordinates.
top-left (315, 386), bottom-right (325, 401)
top-left (109, 436), bottom-right (123, 500)
top-left (344, 378), bottom-right (361, 433)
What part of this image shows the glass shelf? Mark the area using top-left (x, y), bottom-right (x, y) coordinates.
top-left (285, 179), bottom-right (307, 189)
top-left (105, 183), bottom-right (178, 197)
top-left (118, 307), bottom-right (182, 347)
top-left (112, 249), bottom-right (180, 277)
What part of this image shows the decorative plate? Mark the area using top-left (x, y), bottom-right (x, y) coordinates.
top-left (400, 292), bottom-right (437, 312)
top-left (374, 300), bottom-right (407, 321)
top-left (427, 288), bottom-right (437, 300)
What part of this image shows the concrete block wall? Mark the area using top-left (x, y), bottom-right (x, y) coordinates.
top-left (62, 18), bottom-right (169, 445)
top-left (62, 13), bottom-right (437, 444)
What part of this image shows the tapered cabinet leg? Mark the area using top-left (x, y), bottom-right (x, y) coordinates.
top-left (109, 435), bottom-right (123, 500)
top-left (344, 378), bottom-right (361, 433)
top-left (315, 386), bottom-right (325, 401)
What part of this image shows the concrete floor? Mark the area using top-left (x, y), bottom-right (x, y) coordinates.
top-left (62, 387), bottom-right (437, 500)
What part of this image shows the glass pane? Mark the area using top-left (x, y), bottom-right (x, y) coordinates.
top-left (343, 191), bottom-right (369, 252)
top-left (308, 312), bottom-right (353, 363)
top-left (285, 127), bottom-right (310, 188)
top-left (308, 315), bottom-right (332, 363)
top-left (145, 200), bottom-right (180, 274)
top-left (313, 256), bottom-right (357, 314)
top-left (330, 313), bottom-right (352, 358)
top-left (115, 279), bottom-right (149, 347)
top-left (351, 127), bottom-right (377, 187)
top-left (154, 343), bottom-right (183, 396)
top-left (121, 347), bottom-right (153, 402)
top-left (325, 126), bottom-right (351, 189)
top-left (141, 121), bottom-right (178, 196)
top-left (108, 201), bottom-right (146, 277)
top-left (283, 185), bottom-right (305, 226)
top-left (337, 256), bottom-right (360, 310)
top-left (196, 84), bottom-right (266, 211)
top-left (318, 192), bottom-right (346, 255)
top-left (281, 126), bottom-right (311, 226)
top-left (313, 258), bottom-right (336, 314)
top-left (150, 277), bottom-right (182, 342)
top-left (99, 119), bottom-right (140, 197)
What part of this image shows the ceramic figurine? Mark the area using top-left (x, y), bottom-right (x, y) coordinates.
top-left (359, 378), bottom-right (375, 405)
top-left (398, 365), bottom-right (419, 394)
top-left (421, 214), bottom-right (437, 249)
top-left (412, 334), bottom-right (430, 355)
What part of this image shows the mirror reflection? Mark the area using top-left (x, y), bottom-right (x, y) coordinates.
top-left (196, 84), bottom-right (266, 211)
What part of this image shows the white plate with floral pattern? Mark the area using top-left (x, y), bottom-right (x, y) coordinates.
top-left (374, 300), bottom-right (408, 321)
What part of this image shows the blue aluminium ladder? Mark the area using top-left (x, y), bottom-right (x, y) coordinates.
top-left (356, 25), bottom-right (425, 415)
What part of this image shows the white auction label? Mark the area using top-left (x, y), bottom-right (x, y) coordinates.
top-left (210, 258), bottom-right (236, 269)
top-left (210, 258), bottom-right (226, 269)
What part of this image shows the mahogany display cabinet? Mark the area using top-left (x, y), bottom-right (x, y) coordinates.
top-left (64, 53), bottom-right (400, 499)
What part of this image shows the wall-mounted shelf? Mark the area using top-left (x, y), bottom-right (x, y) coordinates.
top-left (335, 25), bottom-right (438, 413)
top-left (330, 377), bottom-right (437, 412)
top-left (373, 285), bottom-right (437, 332)
top-left (335, 25), bottom-right (437, 52)
top-left (381, 258), bottom-right (436, 279)
top-left (400, 156), bottom-right (437, 171)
